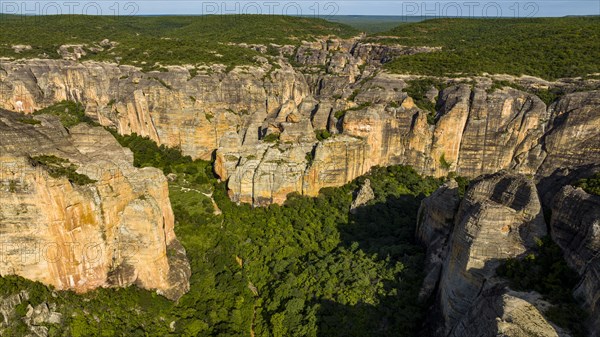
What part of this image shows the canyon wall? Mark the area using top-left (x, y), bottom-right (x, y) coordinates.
top-left (1, 38), bottom-right (599, 205)
top-left (550, 185), bottom-right (600, 337)
top-left (0, 109), bottom-right (190, 300)
top-left (417, 170), bottom-right (600, 337)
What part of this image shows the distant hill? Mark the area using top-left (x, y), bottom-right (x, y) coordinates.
top-left (321, 15), bottom-right (428, 33)
top-left (0, 14), bottom-right (358, 71)
top-left (372, 17), bottom-right (600, 79)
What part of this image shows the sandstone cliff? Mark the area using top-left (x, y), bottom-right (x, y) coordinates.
top-left (449, 286), bottom-right (569, 337)
top-left (550, 186), bottom-right (600, 337)
top-left (416, 171), bottom-right (575, 336)
top-left (0, 109), bottom-right (190, 300)
top-left (415, 179), bottom-right (460, 301)
top-left (437, 171), bottom-right (548, 334)
top-left (1, 37), bottom-right (599, 206)
top-left (418, 169), bottom-right (600, 337)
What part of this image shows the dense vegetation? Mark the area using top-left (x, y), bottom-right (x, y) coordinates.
top-left (2, 15), bottom-right (598, 79)
top-left (496, 237), bottom-right (587, 337)
top-left (575, 172), bottom-right (600, 196)
top-left (377, 17), bottom-right (600, 80)
top-left (0, 15), bottom-right (357, 71)
top-left (1, 128), bottom-right (443, 336)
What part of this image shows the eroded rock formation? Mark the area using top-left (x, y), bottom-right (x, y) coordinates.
top-left (0, 109), bottom-right (190, 300)
top-left (350, 178), bottom-right (374, 213)
top-left (550, 186), bottom-right (600, 337)
top-left (416, 171), bottom-right (571, 336)
top-left (418, 169), bottom-right (600, 337)
top-left (1, 37), bottom-right (599, 206)
top-left (449, 286), bottom-right (570, 337)
top-left (415, 179), bottom-right (460, 301)
top-left (0, 290), bottom-right (62, 336)
top-left (438, 171), bottom-right (547, 334)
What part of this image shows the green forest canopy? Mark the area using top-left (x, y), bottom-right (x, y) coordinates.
top-left (375, 17), bottom-right (600, 80)
top-left (1, 117), bottom-right (587, 335)
top-left (1, 15), bottom-right (598, 78)
top-left (0, 14), bottom-right (357, 71)
top-left (1, 128), bottom-right (442, 336)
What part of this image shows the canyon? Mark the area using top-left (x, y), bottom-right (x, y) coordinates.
top-left (0, 31), bottom-right (599, 336)
top-left (1, 37), bottom-right (598, 206)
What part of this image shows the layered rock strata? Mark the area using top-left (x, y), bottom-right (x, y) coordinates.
top-left (437, 171), bottom-right (547, 334)
top-left (417, 171), bottom-right (563, 336)
top-left (1, 37), bottom-right (599, 205)
top-left (550, 186), bottom-right (600, 337)
top-left (0, 109), bottom-right (190, 300)
top-left (418, 169), bottom-right (600, 336)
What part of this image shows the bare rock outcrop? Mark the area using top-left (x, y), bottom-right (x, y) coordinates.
top-left (449, 285), bottom-right (570, 337)
top-left (350, 178), bottom-right (374, 213)
top-left (1, 39), bottom-right (599, 206)
top-left (418, 170), bottom-right (600, 337)
top-left (0, 109), bottom-right (190, 300)
top-left (417, 169), bottom-right (600, 337)
top-left (415, 179), bottom-right (460, 301)
top-left (538, 91), bottom-right (600, 176)
top-left (417, 172), bottom-right (555, 336)
top-left (436, 171), bottom-right (547, 334)
top-left (0, 290), bottom-right (63, 336)
top-left (550, 186), bottom-right (600, 337)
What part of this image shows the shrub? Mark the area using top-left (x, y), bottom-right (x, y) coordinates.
top-left (315, 129), bottom-right (331, 141)
top-left (380, 17), bottom-right (600, 80)
top-left (18, 117), bottom-right (41, 125)
top-left (574, 172), bottom-right (600, 196)
top-left (439, 153), bottom-right (451, 170)
top-left (0, 15), bottom-right (358, 71)
top-left (262, 133), bottom-right (280, 143)
top-left (334, 110), bottom-right (346, 119)
top-left (33, 101), bottom-right (96, 128)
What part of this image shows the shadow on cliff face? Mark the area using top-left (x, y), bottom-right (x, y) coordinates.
top-left (536, 164), bottom-right (600, 208)
top-left (417, 170), bottom-right (592, 337)
top-left (315, 193), bottom-right (429, 336)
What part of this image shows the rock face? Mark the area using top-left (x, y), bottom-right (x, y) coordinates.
top-left (437, 171), bottom-right (547, 334)
top-left (350, 178), bottom-right (374, 213)
top-left (550, 186), bottom-right (600, 337)
top-left (1, 37), bottom-right (599, 206)
top-left (449, 286), bottom-right (569, 337)
top-left (419, 170), bottom-right (600, 337)
top-left (538, 92), bottom-right (600, 176)
top-left (0, 109), bottom-right (190, 300)
top-left (415, 180), bottom-right (460, 301)
top-left (417, 171), bottom-right (557, 336)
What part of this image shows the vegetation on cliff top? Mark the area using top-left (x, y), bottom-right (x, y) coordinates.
top-left (2, 15), bottom-right (598, 79)
top-left (29, 154), bottom-right (96, 185)
top-left (0, 14), bottom-right (357, 71)
top-left (0, 132), bottom-right (442, 336)
top-left (377, 17), bottom-right (600, 80)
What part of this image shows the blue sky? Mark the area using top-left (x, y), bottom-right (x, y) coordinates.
top-left (2, 1), bottom-right (599, 17)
